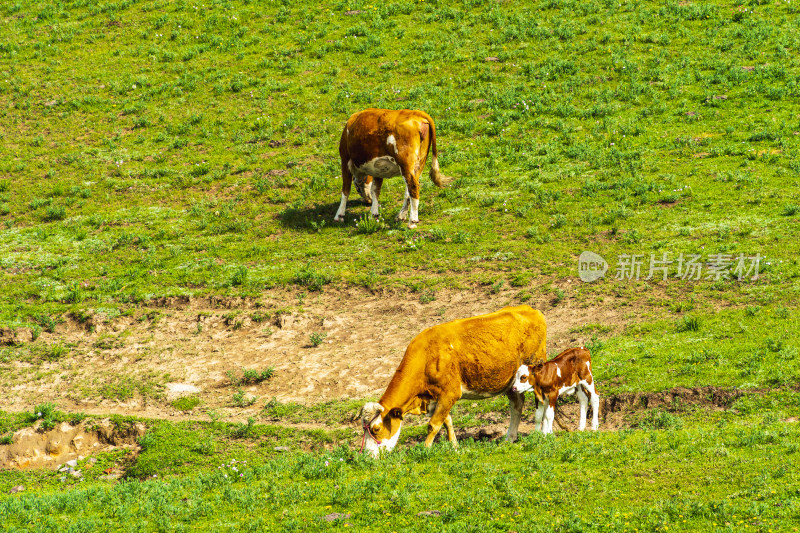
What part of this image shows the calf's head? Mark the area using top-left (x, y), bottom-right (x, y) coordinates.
top-left (359, 402), bottom-right (404, 457)
top-left (511, 364), bottom-right (534, 393)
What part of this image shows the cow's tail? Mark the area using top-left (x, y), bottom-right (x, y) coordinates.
top-left (553, 404), bottom-right (571, 433)
top-left (426, 114), bottom-right (451, 188)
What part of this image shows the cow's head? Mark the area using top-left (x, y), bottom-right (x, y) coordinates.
top-left (358, 402), bottom-right (404, 457)
top-left (511, 364), bottom-right (534, 393)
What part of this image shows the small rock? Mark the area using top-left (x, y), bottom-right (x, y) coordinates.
top-left (89, 457), bottom-right (98, 464)
top-left (417, 510), bottom-right (441, 517)
top-left (66, 459), bottom-right (78, 467)
top-left (274, 446), bottom-right (290, 452)
top-left (485, 57), bottom-right (499, 62)
top-left (71, 470), bottom-right (83, 478)
top-left (9, 485), bottom-right (24, 494)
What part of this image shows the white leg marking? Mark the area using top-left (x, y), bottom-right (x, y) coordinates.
top-left (364, 179), bottom-right (373, 201)
top-left (544, 406), bottom-right (555, 435)
top-left (556, 366), bottom-right (562, 378)
top-left (334, 192), bottom-right (347, 222)
top-left (409, 198), bottom-right (420, 228)
top-left (397, 187), bottom-right (410, 221)
top-left (588, 380), bottom-right (600, 430)
top-left (577, 386), bottom-right (588, 431)
top-left (534, 403), bottom-right (545, 433)
top-left (370, 187), bottom-right (380, 218)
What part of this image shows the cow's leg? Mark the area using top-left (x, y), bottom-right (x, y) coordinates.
top-left (534, 400), bottom-right (545, 433)
top-left (399, 162), bottom-right (421, 228)
top-left (444, 414), bottom-right (457, 446)
top-left (397, 186), bottom-right (411, 221)
top-left (425, 396), bottom-right (457, 448)
top-left (585, 380), bottom-right (600, 431)
top-left (505, 389), bottom-right (525, 442)
top-left (370, 177), bottom-right (384, 219)
top-left (577, 386), bottom-right (589, 431)
top-left (334, 160), bottom-right (353, 222)
top-left (544, 396), bottom-right (557, 435)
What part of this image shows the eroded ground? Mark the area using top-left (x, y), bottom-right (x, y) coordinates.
top-left (1, 285), bottom-right (678, 422)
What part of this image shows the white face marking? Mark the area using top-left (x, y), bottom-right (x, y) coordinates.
top-left (386, 134), bottom-right (397, 150)
top-left (363, 421), bottom-right (402, 458)
top-left (512, 365), bottom-right (533, 393)
top-left (356, 156), bottom-right (401, 179)
top-left (556, 366), bottom-right (562, 378)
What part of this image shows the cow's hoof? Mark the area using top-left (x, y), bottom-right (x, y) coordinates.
top-left (334, 216), bottom-right (344, 223)
top-left (397, 213), bottom-right (408, 221)
top-left (408, 221), bottom-right (418, 229)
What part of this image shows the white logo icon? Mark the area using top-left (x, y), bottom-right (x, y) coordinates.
top-left (578, 251), bottom-right (608, 282)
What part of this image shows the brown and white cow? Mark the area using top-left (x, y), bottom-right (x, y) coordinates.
top-left (359, 305), bottom-right (547, 457)
top-left (335, 108), bottom-right (449, 228)
top-left (511, 347), bottom-right (600, 434)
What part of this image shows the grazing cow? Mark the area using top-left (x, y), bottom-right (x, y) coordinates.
top-left (359, 305), bottom-right (547, 457)
top-left (511, 347), bottom-right (600, 435)
top-left (335, 108), bottom-right (449, 228)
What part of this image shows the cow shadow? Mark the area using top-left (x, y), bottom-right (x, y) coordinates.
top-left (277, 202), bottom-right (342, 231)
top-left (277, 198), bottom-right (398, 231)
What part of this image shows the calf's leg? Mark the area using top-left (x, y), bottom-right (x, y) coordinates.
top-left (543, 395), bottom-right (558, 435)
top-left (534, 400), bottom-right (545, 433)
top-left (577, 387), bottom-right (589, 431)
top-left (586, 381), bottom-right (600, 430)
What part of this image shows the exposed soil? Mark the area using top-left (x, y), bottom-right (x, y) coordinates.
top-left (1, 418), bottom-right (145, 470)
top-left (1, 285), bottom-right (670, 421)
top-left (1, 285), bottom-right (756, 469)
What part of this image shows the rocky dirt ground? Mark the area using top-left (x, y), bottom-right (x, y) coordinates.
top-left (2, 285), bottom-right (663, 421)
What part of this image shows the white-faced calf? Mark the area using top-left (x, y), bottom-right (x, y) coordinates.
top-left (511, 347), bottom-right (599, 434)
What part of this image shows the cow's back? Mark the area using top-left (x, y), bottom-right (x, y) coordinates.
top-left (405, 305), bottom-right (546, 397)
top-left (342, 109), bottom-right (429, 166)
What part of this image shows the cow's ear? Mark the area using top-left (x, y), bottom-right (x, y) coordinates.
top-left (390, 407), bottom-right (403, 420)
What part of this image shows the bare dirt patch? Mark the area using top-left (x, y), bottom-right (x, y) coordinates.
top-left (1, 419), bottom-right (145, 470)
top-left (1, 286), bottom-right (663, 422)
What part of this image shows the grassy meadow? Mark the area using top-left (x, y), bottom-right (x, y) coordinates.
top-left (1, 0), bottom-right (799, 530)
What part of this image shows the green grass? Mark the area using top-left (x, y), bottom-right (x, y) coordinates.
top-left (1, 0), bottom-right (800, 529)
top-left (1, 409), bottom-right (797, 532)
top-left (1, 0), bottom-right (799, 328)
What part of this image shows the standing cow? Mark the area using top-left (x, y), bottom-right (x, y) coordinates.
top-left (511, 347), bottom-right (600, 434)
top-left (359, 305), bottom-right (547, 457)
top-left (335, 108), bottom-right (449, 228)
